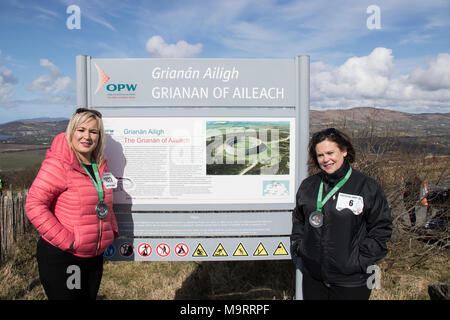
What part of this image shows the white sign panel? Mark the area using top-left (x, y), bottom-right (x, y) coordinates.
top-left (91, 59), bottom-right (295, 107)
top-left (104, 117), bottom-right (295, 205)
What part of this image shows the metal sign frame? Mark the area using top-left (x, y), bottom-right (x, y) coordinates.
top-left (76, 55), bottom-right (309, 299)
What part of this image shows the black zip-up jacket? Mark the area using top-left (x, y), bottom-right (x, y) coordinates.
top-left (291, 161), bottom-right (392, 287)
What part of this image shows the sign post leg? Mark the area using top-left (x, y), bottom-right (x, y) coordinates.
top-left (295, 268), bottom-right (303, 300)
top-left (294, 55), bottom-right (310, 300)
top-left (76, 54), bottom-right (88, 108)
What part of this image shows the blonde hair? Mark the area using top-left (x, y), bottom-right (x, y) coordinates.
top-left (66, 109), bottom-right (105, 166)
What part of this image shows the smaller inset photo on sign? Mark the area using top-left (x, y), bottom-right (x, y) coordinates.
top-left (263, 180), bottom-right (289, 197)
top-left (206, 120), bottom-right (290, 175)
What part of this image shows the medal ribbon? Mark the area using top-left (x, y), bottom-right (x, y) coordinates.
top-left (82, 161), bottom-right (104, 203)
top-left (316, 167), bottom-right (352, 212)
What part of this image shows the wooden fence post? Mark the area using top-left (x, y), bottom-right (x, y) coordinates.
top-left (0, 190), bottom-right (29, 263)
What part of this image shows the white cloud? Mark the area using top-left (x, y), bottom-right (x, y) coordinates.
top-left (146, 36), bottom-right (202, 58)
top-left (312, 47), bottom-right (394, 99)
top-left (407, 53), bottom-right (450, 91)
top-left (0, 50), bottom-right (18, 107)
top-left (83, 12), bottom-right (117, 32)
top-left (33, 6), bottom-right (60, 19)
top-left (399, 33), bottom-right (433, 45)
top-left (131, 0), bottom-right (449, 62)
top-left (29, 59), bottom-right (72, 94)
top-left (311, 48), bottom-right (450, 113)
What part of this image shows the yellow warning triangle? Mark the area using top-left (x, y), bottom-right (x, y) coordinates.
top-left (192, 243), bottom-right (208, 257)
top-left (273, 242), bottom-right (289, 255)
top-left (213, 243), bottom-right (228, 256)
top-left (253, 242), bottom-right (268, 256)
top-left (233, 243), bottom-right (248, 256)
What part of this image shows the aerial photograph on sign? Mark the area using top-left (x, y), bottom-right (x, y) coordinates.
top-left (206, 120), bottom-right (290, 175)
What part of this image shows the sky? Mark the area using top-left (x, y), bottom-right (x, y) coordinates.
top-left (0, 0), bottom-right (449, 124)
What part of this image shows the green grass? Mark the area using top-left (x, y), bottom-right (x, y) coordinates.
top-left (0, 149), bottom-right (47, 171)
top-left (2, 228), bottom-right (448, 300)
top-left (99, 259), bottom-right (295, 300)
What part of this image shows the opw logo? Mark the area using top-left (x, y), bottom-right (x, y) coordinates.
top-left (94, 63), bottom-right (138, 94)
top-left (106, 83), bottom-right (137, 92)
top-left (94, 63), bottom-right (110, 94)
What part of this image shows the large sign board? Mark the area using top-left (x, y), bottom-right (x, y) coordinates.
top-left (76, 56), bottom-right (310, 263)
top-left (103, 117), bottom-right (295, 206)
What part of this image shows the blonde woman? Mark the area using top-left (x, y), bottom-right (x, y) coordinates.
top-left (26, 108), bottom-right (119, 300)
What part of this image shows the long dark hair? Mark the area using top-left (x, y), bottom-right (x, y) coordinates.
top-left (309, 128), bottom-right (355, 169)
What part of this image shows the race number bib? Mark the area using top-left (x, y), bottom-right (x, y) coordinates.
top-left (336, 192), bottom-right (364, 215)
top-left (102, 172), bottom-right (118, 189)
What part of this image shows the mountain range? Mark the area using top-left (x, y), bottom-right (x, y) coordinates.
top-left (309, 107), bottom-right (450, 136)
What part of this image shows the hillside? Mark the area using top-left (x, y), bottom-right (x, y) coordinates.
top-left (0, 120), bottom-right (68, 146)
top-left (310, 107), bottom-right (450, 136)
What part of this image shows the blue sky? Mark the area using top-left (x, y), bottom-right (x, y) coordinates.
top-left (0, 0), bottom-right (449, 123)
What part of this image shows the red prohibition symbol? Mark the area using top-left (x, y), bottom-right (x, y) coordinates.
top-left (175, 243), bottom-right (189, 257)
top-left (138, 243), bottom-right (152, 257)
top-left (119, 242), bottom-right (134, 257)
top-left (156, 243), bottom-right (170, 257)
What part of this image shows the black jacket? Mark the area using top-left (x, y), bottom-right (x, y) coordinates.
top-left (291, 161), bottom-right (392, 287)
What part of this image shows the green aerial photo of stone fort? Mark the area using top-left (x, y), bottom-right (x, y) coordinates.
top-left (206, 121), bottom-right (290, 175)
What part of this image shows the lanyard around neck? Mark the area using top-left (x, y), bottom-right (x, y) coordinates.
top-left (316, 167), bottom-right (352, 212)
top-left (81, 161), bottom-right (104, 202)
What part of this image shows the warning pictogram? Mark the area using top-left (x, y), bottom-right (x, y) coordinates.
top-left (253, 242), bottom-right (268, 256)
top-left (192, 243), bottom-right (208, 257)
top-left (273, 242), bottom-right (289, 255)
top-left (233, 243), bottom-right (248, 256)
top-left (156, 243), bottom-right (170, 257)
top-left (119, 242), bottom-right (134, 257)
top-left (138, 243), bottom-right (152, 257)
top-left (175, 243), bottom-right (189, 257)
top-left (213, 243), bottom-right (228, 257)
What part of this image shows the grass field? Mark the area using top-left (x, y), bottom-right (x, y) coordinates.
top-left (0, 149), bottom-right (47, 171)
top-left (1, 226), bottom-right (448, 300)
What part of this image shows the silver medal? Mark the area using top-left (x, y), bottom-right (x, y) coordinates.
top-left (309, 211), bottom-right (323, 228)
top-left (96, 202), bottom-right (108, 219)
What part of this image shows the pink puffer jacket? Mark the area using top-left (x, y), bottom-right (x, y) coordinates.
top-left (26, 133), bottom-right (119, 258)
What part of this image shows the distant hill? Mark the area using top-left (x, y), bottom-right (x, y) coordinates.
top-left (310, 107), bottom-right (450, 137)
top-left (0, 119), bottom-right (69, 145)
top-left (19, 117), bottom-right (68, 123)
top-left (308, 107), bottom-right (450, 154)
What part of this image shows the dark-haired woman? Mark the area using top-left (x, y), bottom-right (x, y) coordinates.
top-left (291, 128), bottom-right (392, 300)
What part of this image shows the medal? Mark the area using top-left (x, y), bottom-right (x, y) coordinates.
top-left (82, 160), bottom-right (107, 220)
top-left (96, 201), bottom-right (108, 219)
top-left (312, 167), bottom-right (353, 229)
top-left (309, 211), bottom-right (323, 228)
